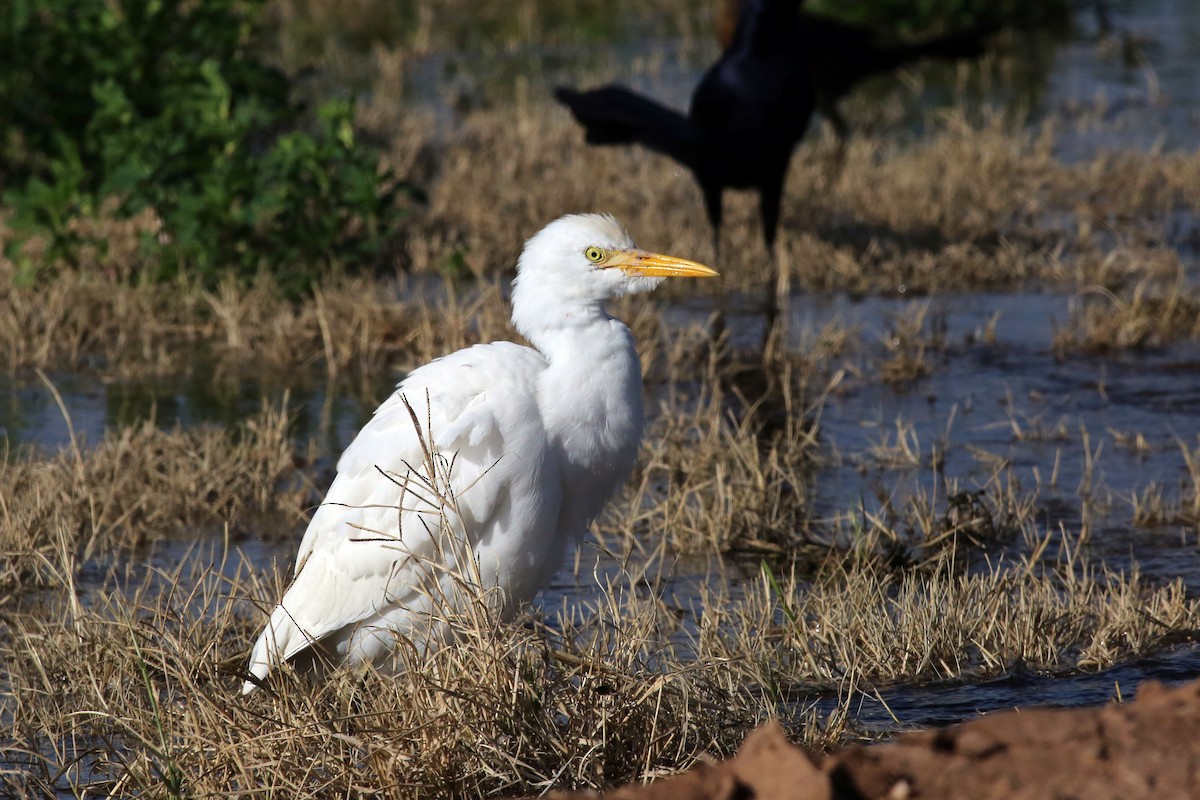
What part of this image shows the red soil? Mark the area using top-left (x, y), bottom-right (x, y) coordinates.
top-left (555, 678), bottom-right (1200, 799)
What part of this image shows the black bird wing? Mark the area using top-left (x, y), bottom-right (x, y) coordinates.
top-left (799, 14), bottom-right (997, 99)
top-left (554, 85), bottom-right (696, 171)
top-left (890, 22), bottom-right (998, 64)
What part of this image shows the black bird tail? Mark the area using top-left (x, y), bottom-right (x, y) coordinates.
top-left (554, 85), bottom-right (696, 171)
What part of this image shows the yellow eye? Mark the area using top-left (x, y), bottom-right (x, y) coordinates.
top-left (584, 246), bottom-right (605, 263)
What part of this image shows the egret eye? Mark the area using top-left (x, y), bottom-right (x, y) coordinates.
top-left (584, 246), bottom-right (605, 263)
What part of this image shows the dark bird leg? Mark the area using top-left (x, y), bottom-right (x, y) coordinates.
top-left (702, 182), bottom-right (730, 350)
top-left (759, 173), bottom-right (782, 258)
top-left (822, 99), bottom-right (850, 145)
top-left (820, 96), bottom-right (850, 184)
top-left (758, 171), bottom-right (788, 355)
top-left (702, 181), bottom-right (725, 255)
top-left (1094, 0), bottom-right (1113, 36)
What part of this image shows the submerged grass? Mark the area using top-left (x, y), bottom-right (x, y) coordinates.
top-left (1054, 275), bottom-right (1200, 355)
top-left (3, 521), bottom-right (1192, 796)
top-left (0, 400), bottom-right (304, 590)
top-left (699, 545), bottom-right (1198, 693)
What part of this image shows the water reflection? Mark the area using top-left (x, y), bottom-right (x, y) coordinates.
top-left (1, 360), bottom-right (390, 464)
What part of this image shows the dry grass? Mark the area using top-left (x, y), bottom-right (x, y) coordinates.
top-left (1053, 277), bottom-right (1200, 355)
top-left (594, 313), bottom-right (861, 555)
top-left (862, 416), bottom-right (926, 470)
top-left (0, 258), bottom-right (519, 382)
top-left (7, 99), bottom-right (1200, 379)
top-left (876, 301), bottom-right (943, 386)
top-left (0, 398), bottom-right (304, 590)
top-left (820, 456), bottom-right (1039, 565)
top-left (696, 542), bottom-right (1198, 692)
top-left (0, 549), bottom-right (785, 797)
top-left (1128, 437), bottom-right (1200, 527)
top-left (3, 520), bottom-right (1192, 796)
top-left (3, 362), bottom-right (1198, 794)
top-left (609, 383), bottom-right (819, 554)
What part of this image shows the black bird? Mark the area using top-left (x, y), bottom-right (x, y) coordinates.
top-left (715, 0), bottom-right (999, 146)
top-left (557, 0), bottom-right (812, 256)
top-left (556, 0), bottom-right (996, 253)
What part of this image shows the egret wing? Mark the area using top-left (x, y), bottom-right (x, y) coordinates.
top-left (245, 342), bottom-right (555, 689)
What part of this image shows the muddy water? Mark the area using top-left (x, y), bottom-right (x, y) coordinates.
top-left (7, 0), bottom-right (1200, 736)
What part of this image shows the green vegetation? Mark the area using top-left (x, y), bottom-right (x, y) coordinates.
top-left (0, 0), bottom-right (411, 294)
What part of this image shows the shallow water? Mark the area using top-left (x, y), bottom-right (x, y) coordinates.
top-left (1044, 0), bottom-right (1200, 160)
top-left (9, 286), bottom-right (1200, 730)
top-left (7, 0), bottom-right (1200, 740)
top-left (843, 642), bottom-right (1200, 734)
top-left (786, 291), bottom-right (1200, 579)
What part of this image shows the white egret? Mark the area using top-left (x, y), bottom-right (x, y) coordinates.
top-left (244, 213), bottom-right (717, 693)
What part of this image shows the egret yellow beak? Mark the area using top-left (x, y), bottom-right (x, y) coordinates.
top-left (607, 249), bottom-right (719, 279)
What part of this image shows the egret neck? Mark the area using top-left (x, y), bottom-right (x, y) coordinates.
top-left (511, 280), bottom-right (647, 534)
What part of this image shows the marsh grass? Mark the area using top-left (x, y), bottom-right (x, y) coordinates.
top-left (0, 550), bottom-right (762, 797)
top-left (822, 455), bottom-right (1037, 565)
top-left (697, 541), bottom-right (1199, 691)
top-left (6, 99), bottom-right (1200, 380)
top-left (597, 317), bottom-right (863, 556)
top-left (609, 383), bottom-right (820, 554)
top-left (862, 417), bottom-right (925, 470)
top-left (1128, 437), bottom-right (1200, 528)
top-left (877, 301), bottom-right (944, 386)
top-left (1053, 277), bottom-right (1200, 355)
top-left (4, 362), bottom-right (1200, 794)
top-left (0, 400), bottom-right (304, 590)
top-left (0, 255), bottom-right (518, 382)
top-left (4, 518), bottom-right (1193, 796)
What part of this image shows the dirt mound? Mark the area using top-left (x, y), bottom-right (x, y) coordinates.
top-left (556, 678), bottom-right (1200, 800)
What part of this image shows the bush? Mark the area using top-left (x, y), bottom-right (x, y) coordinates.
top-left (0, 0), bottom-right (413, 294)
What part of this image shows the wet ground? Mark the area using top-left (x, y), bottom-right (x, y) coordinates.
top-left (6, 0), bottom-right (1200, 736)
top-left (552, 677), bottom-right (1200, 799)
top-left (9, 288), bottom-right (1200, 731)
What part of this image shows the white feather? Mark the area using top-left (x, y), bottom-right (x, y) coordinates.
top-left (244, 213), bottom-right (715, 693)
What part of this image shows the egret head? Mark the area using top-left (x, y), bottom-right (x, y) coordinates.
top-left (512, 214), bottom-right (717, 333)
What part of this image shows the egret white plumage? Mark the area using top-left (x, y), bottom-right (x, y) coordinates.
top-left (243, 213), bottom-right (717, 693)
